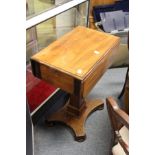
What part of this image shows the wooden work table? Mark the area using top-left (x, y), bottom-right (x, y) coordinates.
top-left (31, 26), bottom-right (120, 141)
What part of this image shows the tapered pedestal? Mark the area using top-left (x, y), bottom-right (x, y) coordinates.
top-left (46, 99), bottom-right (104, 142)
top-left (31, 26), bottom-right (120, 142)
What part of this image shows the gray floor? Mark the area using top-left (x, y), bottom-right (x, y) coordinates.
top-left (34, 68), bottom-right (127, 155)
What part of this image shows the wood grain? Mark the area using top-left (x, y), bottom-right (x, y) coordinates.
top-left (83, 43), bottom-right (119, 96)
top-left (106, 97), bottom-right (129, 154)
top-left (46, 99), bottom-right (104, 141)
top-left (31, 26), bottom-right (120, 142)
top-left (31, 26), bottom-right (120, 80)
top-left (89, 0), bottom-right (115, 29)
top-left (40, 64), bottom-right (74, 94)
top-left (90, 0), bottom-right (115, 15)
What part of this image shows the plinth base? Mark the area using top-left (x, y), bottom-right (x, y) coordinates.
top-left (46, 99), bottom-right (104, 142)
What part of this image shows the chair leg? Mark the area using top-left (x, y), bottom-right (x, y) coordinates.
top-left (118, 67), bottom-right (129, 99)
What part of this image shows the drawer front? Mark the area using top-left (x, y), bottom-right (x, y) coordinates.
top-left (40, 64), bottom-right (74, 94)
top-left (83, 45), bottom-right (119, 97)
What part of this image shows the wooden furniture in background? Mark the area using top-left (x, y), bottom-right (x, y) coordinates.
top-left (31, 26), bottom-right (120, 141)
top-left (119, 33), bottom-right (129, 114)
top-left (106, 97), bottom-right (129, 155)
top-left (89, 0), bottom-right (115, 29)
top-left (118, 67), bottom-right (129, 114)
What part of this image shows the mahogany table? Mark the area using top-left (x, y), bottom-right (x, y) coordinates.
top-left (31, 26), bottom-right (120, 141)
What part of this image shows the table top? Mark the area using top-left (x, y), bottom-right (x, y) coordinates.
top-left (31, 26), bottom-right (120, 80)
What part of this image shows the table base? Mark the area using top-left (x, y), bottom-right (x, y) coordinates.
top-left (45, 99), bottom-right (104, 142)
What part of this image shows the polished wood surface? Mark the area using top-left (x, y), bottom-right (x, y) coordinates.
top-left (89, 0), bottom-right (115, 29)
top-left (106, 97), bottom-right (129, 154)
top-left (31, 26), bottom-right (119, 80)
top-left (40, 64), bottom-right (74, 94)
top-left (31, 26), bottom-right (120, 141)
top-left (83, 43), bottom-right (119, 96)
top-left (47, 99), bottom-right (104, 141)
top-left (90, 0), bottom-right (115, 14)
